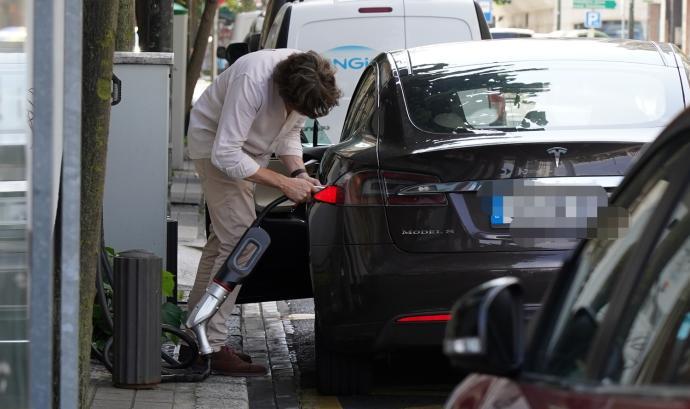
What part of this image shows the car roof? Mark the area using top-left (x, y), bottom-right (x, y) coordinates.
top-left (389, 39), bottom-right (678, 74)
top-left (490, 27), bottom-right (535, 34)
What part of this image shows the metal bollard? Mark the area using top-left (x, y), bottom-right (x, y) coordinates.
top-left (112, 250), bottom-right (161, 388)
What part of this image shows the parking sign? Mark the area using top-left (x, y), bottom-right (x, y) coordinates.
top-left (478, 0), bottom-right (493, 25)
top-left (584, 11), bottom-right (602, 29)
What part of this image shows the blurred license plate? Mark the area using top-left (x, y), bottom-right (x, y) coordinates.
top-left (490, 191), bottom-right (604, 228)
top-left (491, 195), bottom-right (512, 227)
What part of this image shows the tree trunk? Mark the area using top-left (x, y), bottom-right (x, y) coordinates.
top-left (116, 0), bottom-right (136, 51)
top-left (80, 1), bottom-right (119, 407)
top-left (135, 0), bottom-right (174, 52)
top-left (188, 0), bottom-right (202, 57)
top-left (185, 0), bottom-right (218, 113)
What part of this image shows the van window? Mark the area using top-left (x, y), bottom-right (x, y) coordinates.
top-left (341, 65), bottom-right (378, 141)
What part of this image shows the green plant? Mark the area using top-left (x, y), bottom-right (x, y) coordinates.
top-left (161, 270), bottom-right (185, 344)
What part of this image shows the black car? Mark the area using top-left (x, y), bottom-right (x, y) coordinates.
top-left (443, 107), bottom-right (690, 409)
top-left (238, 39), bottom-right (689, 394)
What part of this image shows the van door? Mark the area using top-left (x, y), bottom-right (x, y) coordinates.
top-left (403, 0), bottom-right (484, 46)
top-left (290, 1), bottom-right (405, 143)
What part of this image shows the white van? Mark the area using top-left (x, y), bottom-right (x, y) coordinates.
top-left (262, 0), bottom-right (490, 144)
top-left (229, 10), bottom-right (262, 44)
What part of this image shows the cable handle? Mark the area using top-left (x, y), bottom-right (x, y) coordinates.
top-left (251, 159), bottom-right (320, 227)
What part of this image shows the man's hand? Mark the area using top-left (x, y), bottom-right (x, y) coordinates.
top-left (279, 177), bottom-right (319, 203)
top-left (295, 172), bottom-right (320, 187)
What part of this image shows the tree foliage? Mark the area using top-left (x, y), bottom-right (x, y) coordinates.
top-left (224, 0), bottom-right (257, 13)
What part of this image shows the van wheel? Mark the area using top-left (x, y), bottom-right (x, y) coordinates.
top-left (315, 320), bottom-right (372, 395)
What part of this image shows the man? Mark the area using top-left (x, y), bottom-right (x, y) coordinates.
top-left (186, 49), bottom-right (341, 376)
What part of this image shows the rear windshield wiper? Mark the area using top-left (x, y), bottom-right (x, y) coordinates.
top-left (485, 127), bottom-right (545, 132)
top-left (452, 127), bottom-right (505, 135)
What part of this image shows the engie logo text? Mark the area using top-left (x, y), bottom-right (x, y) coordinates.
top-left (325, 45), bottom-right (376, 70)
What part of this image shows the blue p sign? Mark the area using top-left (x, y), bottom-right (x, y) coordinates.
top-left (584, 11), bottom-right (602, 29)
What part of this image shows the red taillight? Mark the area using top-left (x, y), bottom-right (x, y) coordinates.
top-left (313, 171), bottom-right (384, 206)
top-left (313, 185), bottom-right (344, 205)
top-left (359, 7), bottom-right (393, 13)
top-left (312, 170), bottom-right (446, 206)
top-left (488, 93), bottom-right (506, 123)
top-left (396, 314), bottom-right (451, 323)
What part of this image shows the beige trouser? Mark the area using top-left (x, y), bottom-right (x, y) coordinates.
top-left (188, 158), bottom-right (257, 352)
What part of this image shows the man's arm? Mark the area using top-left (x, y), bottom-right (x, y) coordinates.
top-left (279, 154), bottom-right (306, 176)
top-left (246, 166), bottom-right (318, 203)
top-left (211, 74), bottom-right (263, 179)
top-left (274, 116), bottom-right (319, 185)
top-left (279, 155), bottom-right (320, 186)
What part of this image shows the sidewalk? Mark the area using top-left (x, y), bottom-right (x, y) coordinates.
top-left (88, 162), bottom-right (300, 409)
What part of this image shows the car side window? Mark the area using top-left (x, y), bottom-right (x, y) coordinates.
top-left (301, 118), bottom-right (331, 146)
top-left (341, 65), bottom-right (378, 142)
top-left (532, 143), bottom-right (690, 381)
top-left (602, 185), bottom-right (690, 385)
top-left (538, 176), bottom-right (670, 380)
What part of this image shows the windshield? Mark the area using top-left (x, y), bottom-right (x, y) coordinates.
top-left (400, 62), bottom-right (684, 133)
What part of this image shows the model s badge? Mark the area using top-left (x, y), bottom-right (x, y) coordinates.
top-left (546, 147), bottom-right (568, 168)
top-left (402, 229), bottom-right (455, 235)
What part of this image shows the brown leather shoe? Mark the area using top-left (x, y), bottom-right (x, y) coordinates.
top-left (230, 348), bottom-right (253, 363)
top-left (211, 346), bottom-right (267, 377)
top-left (179, 344), bottom-right (253, 364)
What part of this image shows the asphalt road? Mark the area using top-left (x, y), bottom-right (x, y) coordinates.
top-left (283, 298), bottom-right (462, 409)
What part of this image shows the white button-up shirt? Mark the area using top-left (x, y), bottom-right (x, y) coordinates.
top-left (188, 48), bottom-right (306, 179)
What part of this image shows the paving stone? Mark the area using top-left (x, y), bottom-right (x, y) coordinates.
top-left (91, 399), bottom-right (133, 409)
top-left (134, 389), bottom-right (174, 403)
top-left (244, 320), bottom-right (264, 329)
top-left (95, 387), bottom-right (136, 401)
top-left (173, 393), bottom-right (195, 404)
top-left (273, 378), bottom-right (299, 409)
top-left (132, 402), bottom-right (173, 409)
top-left (249, 353), bottom-right (269, 362)
top-left (247, 377), bottom-right (276, 409)
top-left (271, 369), bottom-right (294, 379)
top-left (173, 383), bottom-right (196, 393)
top-left (196, 377), bottom-right (248, 409)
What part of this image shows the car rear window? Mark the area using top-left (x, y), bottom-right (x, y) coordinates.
top-left (400, 61), bottom-right (684, 133)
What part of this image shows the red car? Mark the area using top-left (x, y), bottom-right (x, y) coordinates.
top-left (444, 108), bottom-right (690, 409)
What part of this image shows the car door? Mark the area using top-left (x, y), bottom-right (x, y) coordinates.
top-left (447, 124), bottom-right (690, 409)
top-left (235, 127), bottom-right (334, 304)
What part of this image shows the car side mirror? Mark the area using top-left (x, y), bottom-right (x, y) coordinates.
top-left (225, 42), bottom-right (250, 66)
top-left (444, 276), bottom-right (524, 376)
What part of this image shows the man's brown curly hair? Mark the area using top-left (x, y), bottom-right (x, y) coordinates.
top-left (273, 51), bottom-right (342, 119)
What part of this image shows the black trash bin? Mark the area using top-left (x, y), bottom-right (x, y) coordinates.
top-left (112, 250), bottom-right (161, 388)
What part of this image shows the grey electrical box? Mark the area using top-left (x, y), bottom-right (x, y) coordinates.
top-left (104, 52), bottom-right (173, 264)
